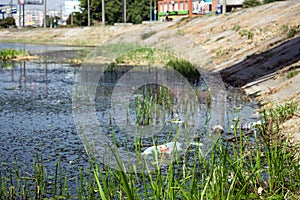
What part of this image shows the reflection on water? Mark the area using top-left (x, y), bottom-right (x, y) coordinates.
top-left (0, 60), bottom-right (86, 185)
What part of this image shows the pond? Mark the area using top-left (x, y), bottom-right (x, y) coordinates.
top-left (0, 44), bottom-right (261, 193)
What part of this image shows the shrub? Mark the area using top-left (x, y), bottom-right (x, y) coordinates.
top-left (141, 31), bottom-right (157, 40)
top-left (239, 29), bottom-right (254, 39)
top-left (286, 70), bottom-right (299, 78)
top-left (287, 29), bottom-right (298, 38)
top-left (0, 17), bottom-right (16, 28)
top-left (263, 0), bottom-right (277, 3)
top-left (243, 0), bottom-right (261, 8)
top-left (167, 58), bottom-right (199, 79)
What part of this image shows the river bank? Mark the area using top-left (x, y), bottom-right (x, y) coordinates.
top-left (1, 1), bottom-right (298, 140)
top-left (0, 1), bottom-right (300, 198)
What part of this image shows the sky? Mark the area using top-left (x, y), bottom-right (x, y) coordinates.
top-left (0, 0), bottom-right (69, 10)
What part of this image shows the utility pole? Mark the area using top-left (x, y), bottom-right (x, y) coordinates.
top-left (10, 0), bottom-right (13, 17)
top-left (88, 0), bottom-right (90, 26)
top-left (22, 3), bottom-right (25, 26)
top-left (122, 0), bottom-right (126, 23)
top-left (102, 0), bottom-right (105, 26)
top-left (19, 2), bottom-right (21, 27)
top-left (150, 0), bottom-right (152, 22)
top-left (188, 0), bottom-right (192, 18)
top-left (60, 5), bottom-right (63, 18)
top-left (44, 0), bottom-right (47, 28)
top-left (154, 0), bottom-right (156, 22)
top-left (71, 12), bottom-right (73, 25)
top-left (222, 0), bottom-right (226, 14)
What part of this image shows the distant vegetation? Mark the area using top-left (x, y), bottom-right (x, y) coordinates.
top-left (243, 0), bottom-right (283, 8)
top-left (0, 17), bottom-right (16, 28)
top-left (72, 0), bottom-right (151, 25)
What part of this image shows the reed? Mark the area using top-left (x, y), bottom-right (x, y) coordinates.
top-left (134, 85), bottom-right (174, 125)
top-left (0, 101), bottom-right (299, 199)
top-left (0, 49), bottom-right (30, 61)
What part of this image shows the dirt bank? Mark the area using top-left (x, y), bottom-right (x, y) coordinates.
top-left (0, 1), bottom-right (299, 138)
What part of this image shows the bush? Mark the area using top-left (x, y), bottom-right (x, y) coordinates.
top-left (263, 0), bottom-right (277, 3)
top-left (243, 0), bottom-right (261, 8)
top-left (287, 29), bottom-right (298, 38)
top-left (0, 17), bottom-right (16, 28)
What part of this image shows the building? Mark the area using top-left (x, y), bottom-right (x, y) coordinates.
top-left (158, 0), bottom-right (244, 21)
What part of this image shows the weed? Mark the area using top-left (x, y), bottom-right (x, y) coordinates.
top-left (215, 36), bottom-right (225, 42)
top-left (232, 25), bottom-right (241, 32)
top-left (0, 48), bottom-right (30, 61)
top-left (0, 101), bottom-right (299, 199)
top-left (134, 85), bottom-right (174, 125)
top-left (243, 0), bottom-right (261, 8)
top-left (175, 29), bottom-right (185, 36)
top-left (141, 31), bottom-right (157, 40)
top-left (280, 24), bottom-right (289, 33)
top-left (286, 70), bottom-right (300, 78)
top-left (215, 48), bottom-right (227, 57)
top-left (166, 58), bottom-right (200, 79)
top-left (239, 29), bottom-right (254, 40)
top-left (287, 29), bottom-right (298, 38)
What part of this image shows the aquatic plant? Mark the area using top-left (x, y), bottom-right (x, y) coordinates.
top-left (166, 58), bottom-right (200, 79)
top-left (0, 101), bottom-right (299, 199)
top-left (0, 48), bottom-right (30, 61)
top-left (135, 85), bottom-right (174, 125)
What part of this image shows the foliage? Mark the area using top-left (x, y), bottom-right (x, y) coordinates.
top-left (279, 24), bottom-right (299, 38)
top-left (114, 45), bottom-right (199, 79)
top-left (286, 70), bottom-right (300, 79)
top-left (115, 47), bottom-right (174, 65)
top-left (243, 0), bottom-right (261, 8)
top-left (232, 24), bottom-right (241, 31)
top-left (166, 58), bottom-right (200, 79)
top-left (135, 85), bottom-right (174, 125)
top-left (1, 101), bottom-right (299, 199)
top-left (75, 0), bottom-right (152, 25)
top-left (0, 17), bottom-right (16, 28)
top-left (263, 0), bottom-right (280, 3)
top-left (141, 30), bottom-right (157, 40)
top-left (0, 49), bottom-right (29, 61)
top-left (287, 29), bottom-right (298, 38)
top-left (239, 29), bottom-right (254, 39)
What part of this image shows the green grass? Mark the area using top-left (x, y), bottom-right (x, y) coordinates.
top-left (1, 101), bottom-right (299, 199)
top-left (115, 46), bottom-right (175, 65)
top-left (134, 85), bottom-right (174, 125)
top-left (286, 70), bottom-right (300, 79)
top-left (141, 31), bottom-right (157, 40)
top-left (287, 29), bottom-right (298, 38)
top-left (113, 45), bottom-right (200, 79)
top-left (239, 29), bottom-right (254, 40)
top-left (232, 25), bottom-right (241, 32)
top-left (166, 58), bottom-right (200, 79)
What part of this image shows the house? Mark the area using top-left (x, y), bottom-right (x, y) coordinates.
top-left (157, 0), bottom-right (244, 21)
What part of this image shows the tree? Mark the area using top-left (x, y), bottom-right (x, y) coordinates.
top-left (75, 0), bottom-right (154, 25)
top-left (243, 0), bottom-right (261, 8)
top-left (0, 17), bottom-right (16, 28)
